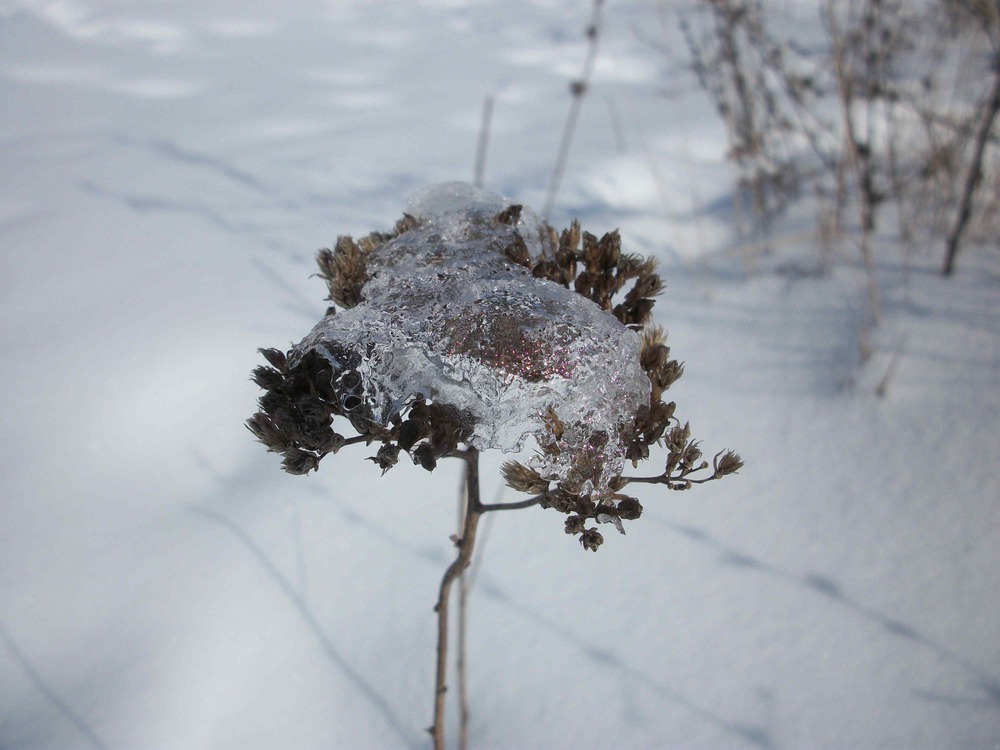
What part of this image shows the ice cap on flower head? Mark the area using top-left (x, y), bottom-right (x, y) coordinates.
top-left (292, 182), bottom-right (651, 498)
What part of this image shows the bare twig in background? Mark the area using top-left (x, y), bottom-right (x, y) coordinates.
top-left (876, 335), bottom-right (909, 398)
top-left (675, 0), bottom-right (806, 270)
top-left (605, 93), bottom-right (629, 155)
top-left (670, 0), bottom-right (1000, 291)
top-left (542, 0), bottom-right (606, 220)
top-left (823, 0), bottom-right (886, 324)
top-left (473, 94), bottom-right (495, 190)
top-left (944, 49), bottom-right (1000, 275)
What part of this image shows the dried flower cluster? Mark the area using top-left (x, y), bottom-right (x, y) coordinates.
top-left (489, 207), bottom-right (740, 549)
top-left (247, 191), bottom-right (740, 551)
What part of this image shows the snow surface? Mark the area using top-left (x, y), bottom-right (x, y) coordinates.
top-left (1, 1), bottom-right (998, 749)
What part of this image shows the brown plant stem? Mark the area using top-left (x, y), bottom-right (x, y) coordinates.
top-left (432, 449), bottom-right (482, 750)
top-left (456, 473), bottom-right (471, 750)
top-left (826, 0), bottom-right (881, 325)
top-left (343, 434), bottom-right (374, 447)
top-left (623, 475), bottom-right (716, 486)
top-left (457, 560), bottom-right (470, 750)
top-left (542, 0), bottom-right (605, 220)
top-left (943, 50), bottom-right (1000, 276)
top-left (479, 495), bottom-right (543, 512)
top-left (473, 94), bottom-right (495, 190)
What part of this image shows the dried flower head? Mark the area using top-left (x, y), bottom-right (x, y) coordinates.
top-left (247, 183), bottom-right (740, 550)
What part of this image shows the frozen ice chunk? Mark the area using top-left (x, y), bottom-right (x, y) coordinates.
top-left (294, 183), bottom-right (650, 496)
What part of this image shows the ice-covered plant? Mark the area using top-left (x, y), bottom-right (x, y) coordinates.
top-left (246, 182), bottom-right (741, 749)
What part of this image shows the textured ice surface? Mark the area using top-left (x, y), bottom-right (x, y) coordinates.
top-left (295, 183), bottom-right (650, 495)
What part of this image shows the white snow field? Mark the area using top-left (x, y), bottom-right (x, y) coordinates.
top-left (1, 1), bottom-right (998, 749)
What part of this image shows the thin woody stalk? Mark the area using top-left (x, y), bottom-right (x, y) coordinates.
top-left (431, 449), bottom-right (482, 750)
top-left (457, 476), bottom-right (471, 750)
top-left (943, 49), bottom-right (1000, 276)
top-left (542, 0), bottom-right (605, 220)
top-left (458, 554), bottom-right (471, 750)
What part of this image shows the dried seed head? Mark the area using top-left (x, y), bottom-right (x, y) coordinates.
top-left (368, 443), bottom-right (401, 475)
top-left (616, 496), bottom-right (643, 521)
top-left (598, 230), bottom-right (621, 269)
top-left (559, 220), bottom-right (581, 256)
top-left (573, 495), bottom-right (597, 517)
top-left (281, 449), bottom-right (321, 475)
top-left (640, 325), bottom-right (667, 353)
top-left (258, 348), bottom-right (288, 372)
top-left (394, 213), bottom-right (420, 235)
top-left (542, 488), bottom-right (578, 514)
top-left (494, 204), bottom-right (523, 225)
top-left (245, 412), bottom-right (290, 453)
top-left (412, 443), bottom-right (438, 472)
top-left (652, 359), bottom-right (685, 395)
top-left (251, 365), bottom-right (285, 391)
top-left (564, 515), bottom-right (587, 535)
top-left (501, 461), bottom-right (550, 494)
top-left (398, 418), bottom-right (428, 451)
top-left (315, 430), bottom-right (346, 455)
top-left (713, 450), bottom-right (744, 477)
top-left (580, 527), bottom-right (604, 551)
top-left (330, 235), bottom-right (369, 308)
top-left (666, 422), bottom-right (692, 452)
top-left (682, 441), bottom-right (703, 466)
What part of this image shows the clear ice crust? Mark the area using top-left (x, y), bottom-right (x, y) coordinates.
top-left (294, 183), bottom-right (650, 496)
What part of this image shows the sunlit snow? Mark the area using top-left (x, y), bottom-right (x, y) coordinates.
top-left (2, 1), bottom-right (999, 749)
